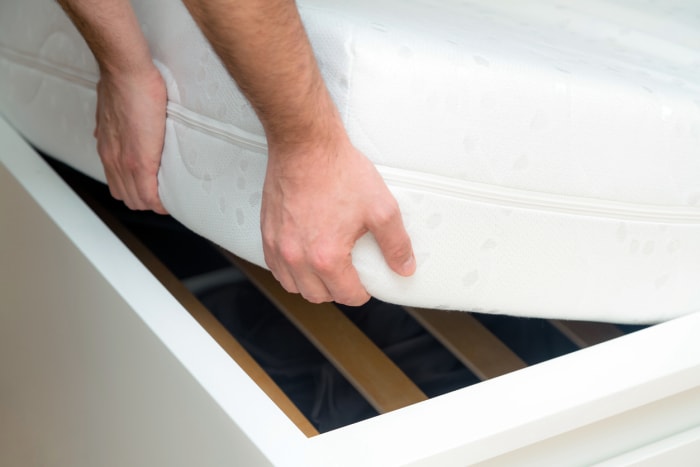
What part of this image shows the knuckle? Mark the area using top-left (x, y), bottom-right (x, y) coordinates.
top-left (278, 241), bottom-right (303, 267)
top-left (387, 242), bottom-right (412, 261)
top-left (309, 247), bottom-right (341, 275)
top-left (122, 155), bottom-right (141, 173)
top-left (371, 200), bottom-right (400, 226)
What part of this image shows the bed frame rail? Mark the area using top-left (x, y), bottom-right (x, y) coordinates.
top-left (66, 165), bottom-right (632, 437)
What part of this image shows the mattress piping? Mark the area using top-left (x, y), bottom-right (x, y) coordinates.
top-left (378, 166), bottom-right (700, 224)
top-left (5, 43), bottom-right (700, 225)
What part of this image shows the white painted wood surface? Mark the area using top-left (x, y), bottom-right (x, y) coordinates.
top-left (0, 117), bottom-right (303, 466)
top-left (2, 116), bottom-right (700, 466)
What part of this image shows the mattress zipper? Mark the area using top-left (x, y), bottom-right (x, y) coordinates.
top-left (0, 45), bottom-right (268, 153)
top-left (7, 45), bottom-right (694, 224)
top-left (378, 165), bottom-right (700, 224)
top-left (166, 104), bottom-right (268, 152)
top-left (0, 45), bottom-right (97, 89)
top-left (164, 104), bottom-right (700, 224)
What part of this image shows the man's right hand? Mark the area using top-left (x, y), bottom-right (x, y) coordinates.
top-left (261, 131), bottom-right (416, 306)
top-left (182, 0), bottom-right (416, 305)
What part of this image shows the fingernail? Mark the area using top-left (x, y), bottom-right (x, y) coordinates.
top-left (401, 255), bottom-right (416, 275)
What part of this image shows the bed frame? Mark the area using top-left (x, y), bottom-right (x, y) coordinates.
top-left (3, 116), bottom-right (700, 465)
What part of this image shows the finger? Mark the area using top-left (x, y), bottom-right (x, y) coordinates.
top-left (294, 271), bottom-right (333, 304)
top-left (151, 201), bottom-right (168, 215)
top-left (267, 242), bottom-right (334, 303)
top-left (96, 137), bottom-right (132, 206)
top-left (264, 247), bottom-right (299, 294)
top-left (271, 263), bottom-right (300, 295)
top-left (368, 202), bottom-right (416, 277)
top-left (319, 256), bottom-right (371, 306)
top-left (121, 170), bottom-right (149, 211)
top-left (102, 164), bottom-right (127, 203)
top-left (134, 168), bottom-right (168, 214)
top-left (306, 243), bottom-right (370, 306)
top-left (103, 159), bottom-right (143, 211)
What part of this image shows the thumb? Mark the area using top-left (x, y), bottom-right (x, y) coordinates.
top-left (369, 203), bottom-right (416, 277)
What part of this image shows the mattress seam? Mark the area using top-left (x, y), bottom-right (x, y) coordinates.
top-left (378, 166), bottom-right (700, 224)
top-left (5, 32), bottom-right (696, 224)
top-left (0, 44), bottom-right (97, 90)
top-left (167, 104), bottom-right (267, 153)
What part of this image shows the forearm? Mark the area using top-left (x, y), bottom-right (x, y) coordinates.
top-left (182, 0), bottom-right (415, 304)
top-left (56, 0), bottom-right (153, 75)
top-left (57, 0), bottom-right (167, 214)
top-left (181, 0), bottom-right (342, 149)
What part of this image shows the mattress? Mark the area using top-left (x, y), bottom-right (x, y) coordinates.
top-left (1, 0), bottom-right (700, 323)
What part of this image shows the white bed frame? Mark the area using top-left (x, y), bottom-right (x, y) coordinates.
top-left (2, 116), bottom-right (700, 466)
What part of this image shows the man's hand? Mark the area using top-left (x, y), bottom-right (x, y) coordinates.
top-left (262, 134), bottom-right (415, 306)
top-left (95, 66), bottom-right (167, 214)
top-left (57, 0), bottom-right (167, 214)
top-left (183, 0), bottom-right (416, 305)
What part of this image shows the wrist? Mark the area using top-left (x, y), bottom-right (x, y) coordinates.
top-left (98, 58), bottom-right (163, 91)
top-left (96, 46), bottom-right (156, 79)
top-left (266, 120), bottom-right (349, 162)
top-left (264, 89), bottom-right (348, 155)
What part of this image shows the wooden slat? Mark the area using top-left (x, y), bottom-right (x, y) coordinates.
top-left (72, 187), bottom-right (319, 437)
top-left (549, 320), bottom-right (624, 348)
top-left (405, 307), bottom-right (526, 380)
top-left (224, 253), bottom-right (428, 414)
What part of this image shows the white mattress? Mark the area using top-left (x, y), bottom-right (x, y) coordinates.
top-left (2, 0), bottom-right (700, 323)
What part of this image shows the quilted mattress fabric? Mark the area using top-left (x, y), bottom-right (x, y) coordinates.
top-left (1, 0), bottom-right (700, 323)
